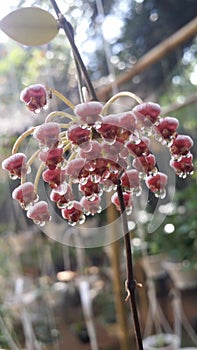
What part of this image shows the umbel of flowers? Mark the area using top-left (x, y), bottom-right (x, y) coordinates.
top-left (2, 84), bottom-right (194, 227)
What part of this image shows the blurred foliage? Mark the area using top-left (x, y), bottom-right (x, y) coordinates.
top-left (146, 181), bottom-right (197, 264)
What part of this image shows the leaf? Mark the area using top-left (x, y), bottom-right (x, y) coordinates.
top-left (0, 7), bottom-right (59, 46)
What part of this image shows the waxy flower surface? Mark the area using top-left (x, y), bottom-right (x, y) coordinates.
top-left (2, 85), bottom-right (194, 227)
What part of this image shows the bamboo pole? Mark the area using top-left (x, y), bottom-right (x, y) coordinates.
top-left (97, 17), bottom-right (197, 101)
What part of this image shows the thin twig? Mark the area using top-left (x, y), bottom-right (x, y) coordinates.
top-left (50, 0), bottom-right (98, 101)
top-left (117, 182), bottom-right (144, 350)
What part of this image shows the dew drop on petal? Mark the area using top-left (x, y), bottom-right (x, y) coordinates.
top-left (103, 184), bottom-right (113, 192)
top-left (166, 139), bottom-right (173, 147)
top-left (98, 188), bottom-right (104, 196)
top-left (87, 193), bottom-right (97, 201)
top-left (66, 201), bottom-right (74, 209)
top-left (57, 201), bottom-right (67, 209)
top-left (84, 210), bottom-right (91, 216)
top-left (78, 214), bottom-right (86, 225)
top-left (138, 172), bottom-right (146, 180)
top-left (68, 220), bottom-right (77, 226)
top-left (39, 221), bottom-right (46, 227)
top-left (171, 154), bottom-right (182, 161)
top-left (149, 167), bottom-right (158, 176)
top-left (43, 104), bottom-right (48, 111)
top-left (143, 127), bottom-right (153, 137)
top-left (9, 173), bottom-right (18, 180)
top-left (126, 206), bottom-right (132, 215)
top-left (102, 136), bottom-right (116, 145)
top-left (80, 177), bottom-right (88, 185)
top-left (55, 183), bottom-right (67, 195)
top-left (178, 172), bottom-right (187, 179)
top-left (34, 108), bottom-right (41, 114)
top-left (85, 163), bottom-right (95, 172)
top-left (133, 186), bottom-right (142, 196)
top-left (94, 121), bottom-right (102, 130)
top-left (27, 166), bottom-right (31, 174)
top-left (97, 206), bottom-right (102, 214)
top-left (40, 144), bottom-right (49, 152)
top-left (155, 188), bottom-right (166, 199)
top-left (23, 202), bottom-right (34, 211)
top-left (102, 169), bottom-right (111, 179)
top-left (60, 160), bottom-right (68, 170)
top-left (81, 123), bottom-right (91, 130)
top-left (91, 174), bottom-right (101, 183)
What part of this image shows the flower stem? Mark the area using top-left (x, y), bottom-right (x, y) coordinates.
top-left (102, 91), bottom-right (143, 115)
top-left (50, 0), bottom-right (98, 101)
top-left (117, 181), bottom-right (144, 350)
top-left (49, 88), bottom-right (75, 110)
top-left (12, 127), bottom-right (35, 154)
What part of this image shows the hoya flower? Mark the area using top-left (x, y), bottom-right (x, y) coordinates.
top-left (61, 201), bottom-right (85, 226)
top-left (132, 154), bottom-right (157, 176)
top-left (132, 102), bottom-right (161, 127)
top-left (39, 147), bottom-right (64, 170)
top-left (65, 158), bottom-right (86, 181)
top-left (111, 192), bottom-right (133, 215)
top-left (170, 134), bottom-right (194, 158)
top-left (20, 84), bottom-right (47, 113)
top-left (74, 101), bottom-right (103, 125)
top-left (121, 169), bottom-right (141, 195)
top-left (2, 153), bottom-right (28, 179)
top-left (67, 124), bottom-right (91, 148)
top-left (126, 137), bottom-right (150, 157)
top-left (2, 93), bottom-right (194, 227)
top-left (79, 176), bottom-right (102, 199)
top-left (155, 116), bottom-right (179, 142)
top-left (33, 122), bottom-right (60, 149)
top-left (96, 114), bottom-right (120, 142)
top-left (170, 155), bottom-right (194, 178)
top-left (145, 172), bottom-right (168, 198)
top-left (12, 182), bottom-right (37, 209)
top-left (27, 201), bottom-right (51, 226)
top-left (50, 184), bottom-right (74, 209)
top-left (42, 168), bottom-right (66, 188)
top-left (80, 196), bottom-right (102, 216)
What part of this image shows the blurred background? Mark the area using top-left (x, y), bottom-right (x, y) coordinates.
top-left (0, 0), bottom-right (197, 349)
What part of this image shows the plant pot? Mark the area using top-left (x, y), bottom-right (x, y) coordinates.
top-left (142, 254), bottom-right (166, 279)
top-left (163, 261), bottom-right (197, 290)
top-left (143, 333), bottom-right (180, 350)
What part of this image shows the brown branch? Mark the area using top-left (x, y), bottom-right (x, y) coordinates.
top-left (97, 17), bottom-right (197, 101)
top-left (161, 92), bottom-right (197, 115)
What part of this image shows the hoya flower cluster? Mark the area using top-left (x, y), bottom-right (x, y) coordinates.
top-left (2, 84), bottom-right (194, 227)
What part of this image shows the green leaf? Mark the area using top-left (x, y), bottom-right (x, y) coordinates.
top-left (0, 7), bottom-right (59, 46)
